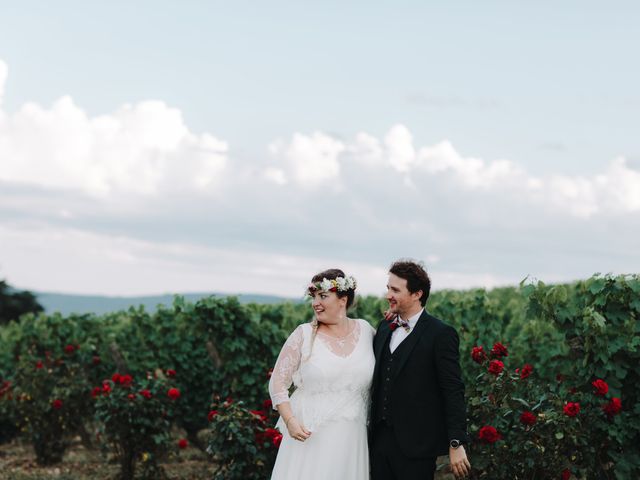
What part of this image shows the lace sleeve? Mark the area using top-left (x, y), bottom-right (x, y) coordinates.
top-left (268, 325), bottom-right (304, 408)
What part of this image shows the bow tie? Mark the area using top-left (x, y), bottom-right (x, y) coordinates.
top-left (388, 316), bottom-right (411, 332)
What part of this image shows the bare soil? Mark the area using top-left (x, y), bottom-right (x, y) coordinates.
top-left (0, 438), bottom-right (456, 479)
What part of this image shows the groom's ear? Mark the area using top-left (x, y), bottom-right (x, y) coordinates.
top-left (412, 290), bottom-right (423, 302)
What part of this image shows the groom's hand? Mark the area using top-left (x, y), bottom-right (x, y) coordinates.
top-left (449, 445), bottom-right (470, 478)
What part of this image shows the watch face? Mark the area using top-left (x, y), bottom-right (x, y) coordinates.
top-left (450, 439), bottom-right (461, 448)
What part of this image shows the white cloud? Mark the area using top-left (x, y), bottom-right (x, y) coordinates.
top-left (0, 69), bottom-right (228, 197)
top-left (384, 124), bottom-right (416, 172)
top-left (268, 132), bottom-right (345, 187)
top-left (349, 132), bottom-right (384, 167)
top-left (266, 124), bottom-right (640, 218)
top-left (417, 140), bottom-right (525, 189)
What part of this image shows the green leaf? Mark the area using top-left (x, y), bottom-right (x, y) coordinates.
top-left (588, 278), bottom-right (606, 295)
top-left (512, 397), bottom-right (531, 408)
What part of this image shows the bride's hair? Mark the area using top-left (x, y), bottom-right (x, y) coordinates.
top-left (310, 268), bottom-right (356, 308)
top-left (303, 268), bottom-right (356, 364)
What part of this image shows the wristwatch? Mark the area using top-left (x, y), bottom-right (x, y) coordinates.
top-left (449, 439), bottom-right (463, 449)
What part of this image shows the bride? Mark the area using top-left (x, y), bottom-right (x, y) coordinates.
top-left (268, 269), bottom-right (375, 479)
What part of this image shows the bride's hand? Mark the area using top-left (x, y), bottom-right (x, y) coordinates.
top-left (286, 417), bottom-right (311, 442)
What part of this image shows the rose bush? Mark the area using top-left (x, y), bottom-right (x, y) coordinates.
top-left (206, 396), bottom-right (281, 480)
top-left (93, 369), bottom-right (181, 480)
top-left (467, 341), bottom-right (633, 479)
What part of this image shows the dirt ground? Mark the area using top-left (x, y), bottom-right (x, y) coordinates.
top-left (0, 438), bottom-right (210, 480)
top-left (0, 438), bottom-right (456, 479)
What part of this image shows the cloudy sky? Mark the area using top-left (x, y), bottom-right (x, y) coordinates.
top-left (1, 1), bottom-right (639, 298)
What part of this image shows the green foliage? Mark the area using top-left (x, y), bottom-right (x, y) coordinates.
top-left (109, 297), bottom-right (289, 446)
top-left (206, 398), bottom-right (281, 480)
top-left (524, 274), bottom-right (640, 478)
top-left (0, 274), bottom-right (637, 478)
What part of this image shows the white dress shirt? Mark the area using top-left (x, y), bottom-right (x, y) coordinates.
top-left (389, 308), bottom-right (424, 353)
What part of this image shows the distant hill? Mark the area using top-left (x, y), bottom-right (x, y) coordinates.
top-left (35, 291), bottom-right (297, 316)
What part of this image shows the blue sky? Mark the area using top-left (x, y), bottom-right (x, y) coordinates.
top-left (1, 1), bottom-right (639, 297)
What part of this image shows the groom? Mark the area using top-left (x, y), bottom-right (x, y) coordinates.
top-left (370, 259), bottom-right (471, 479)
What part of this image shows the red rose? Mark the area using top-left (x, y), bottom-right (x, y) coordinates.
top-left (102, 381), bottom-right (112, 394)
top-left (207, 410), bottom-right (219, 422)
top-left (602, 397), bottom-right (622, 417)
top-left (51, 399), bottom-right (63, 410)
top-left (264, 428), bottom-right (283, 447)
top-left (488, 360), bottom-right (504, 376)
top-left (478, 425), bottom-right (501, 443)
top-left (119, 374), bottom-right (133, 387)
top-left (127, 393), bottom-right (136, 401)
top-left (112, 373), bottom-right (121, 383)
top-left (166, 369), bottom-right (176, 377)
top-left (64, 344), bottom-right (76, 354)
top-left (563, 402), bottom-right (580, 417)
top-left (177, 438), bottom-right (188, 449)
top-left (167, 388), bottom-right (181, 400)
top-left (591, 379), bottom-right (608, 397)
top-left (520, 364), bottom-right (533, 379)
top-left (520, 411), bottom-right (537, 426)
top-left (139, 389), bottom-right (152, 399)
top-left (92, 356), bottom-right (101, 365)
top-left (561, 468), bottom-right (571, 480)
top-left (490, 342), bottom-right (508, 358)
top-left (35, 360), bottom-right (44, 369)
top-left (263, 399), bottom-right (273, 410)
top-left (471, 346), bottom-right (487, 364)
top-left (91, 386), bottom-right (102, 398)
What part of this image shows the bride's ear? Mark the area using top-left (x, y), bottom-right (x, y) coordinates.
top-left (339, 295), bottom-right (348, 308)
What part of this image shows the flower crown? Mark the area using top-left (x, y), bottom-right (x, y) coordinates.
top-left (307, 276), bottom-right (357, 296)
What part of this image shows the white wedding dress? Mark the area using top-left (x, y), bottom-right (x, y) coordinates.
top-left (269, 318), bottom-right (375, 480)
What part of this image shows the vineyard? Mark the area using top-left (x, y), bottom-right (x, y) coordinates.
top-left (0, 274), bottom-right (638, 479)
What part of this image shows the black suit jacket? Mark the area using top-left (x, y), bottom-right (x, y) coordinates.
top-left (370, 310), bottom-right (470, 458)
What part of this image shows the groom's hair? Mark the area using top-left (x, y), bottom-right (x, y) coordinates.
top-left (389, 259), bottom-right (431, 306)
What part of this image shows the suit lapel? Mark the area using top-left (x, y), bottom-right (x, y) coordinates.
top-left (392, 310), bottom-right (432, 380)
top-left (374, 321), bottom-right (392, 360)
